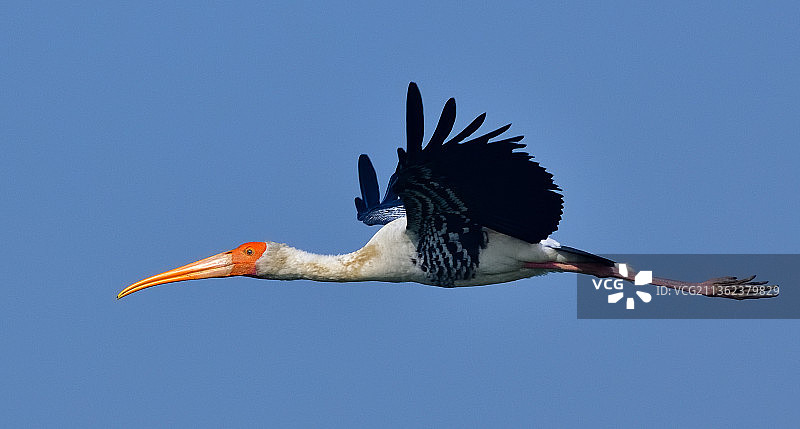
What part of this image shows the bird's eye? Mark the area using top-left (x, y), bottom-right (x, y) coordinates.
top-left (246, 248), bottom-right (254, 256)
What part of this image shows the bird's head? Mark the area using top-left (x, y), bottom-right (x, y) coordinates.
top-left (117, 242), bottom-right (268, 299)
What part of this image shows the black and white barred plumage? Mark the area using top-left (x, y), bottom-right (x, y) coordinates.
top-left (412, 213), bottom-right (485, 286)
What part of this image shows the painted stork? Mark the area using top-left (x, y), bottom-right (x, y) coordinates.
top-left (117, 82), bottom-right (775, 300)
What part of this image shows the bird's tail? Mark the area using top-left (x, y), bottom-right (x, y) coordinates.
top-left (553, 245), bottom-right (616, 266)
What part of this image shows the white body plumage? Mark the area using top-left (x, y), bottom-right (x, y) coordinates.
top-left (254, 218), bottom-right (564, 286)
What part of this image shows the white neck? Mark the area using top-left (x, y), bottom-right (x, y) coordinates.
top-left (255, 242), bottom-right (387, 282)
top-left (256, 219), bottom-right (422, 283)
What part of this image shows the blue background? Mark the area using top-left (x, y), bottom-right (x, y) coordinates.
top-left (3, 2), bottom-right (798, 427)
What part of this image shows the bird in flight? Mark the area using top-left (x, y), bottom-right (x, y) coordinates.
top-left (118, 83), bottom-right (774, 300)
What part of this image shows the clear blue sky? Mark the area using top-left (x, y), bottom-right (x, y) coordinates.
top-left (2, 2), bottom-right (799, 427)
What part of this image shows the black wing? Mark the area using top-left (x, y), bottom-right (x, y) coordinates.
top-left (354, 154), bottom-right (406, 225)
top-left (391, 82), bottom-right (563, 286)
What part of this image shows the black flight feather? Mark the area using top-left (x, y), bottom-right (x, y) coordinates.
top-left (393, 82), bottom-right (563, 245)
top-left (355, 154), bottom-right (406, 226)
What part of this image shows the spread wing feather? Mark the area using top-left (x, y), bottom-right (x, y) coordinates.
top-left (354, 82), bottom-right (563, 286)
top-left (354, 155), bottom-right (406, 226)
top-left (394, 82), bottom-right (563, 245)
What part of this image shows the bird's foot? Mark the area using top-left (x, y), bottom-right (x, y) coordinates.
top-left (697, 275), bottom-right (779, 300)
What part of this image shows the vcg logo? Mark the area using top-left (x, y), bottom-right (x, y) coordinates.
top-left (591, 264), bottom-right (653, 310)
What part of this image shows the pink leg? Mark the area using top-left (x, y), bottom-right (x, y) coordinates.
top-left (524, 262), bottom-right (778, 300)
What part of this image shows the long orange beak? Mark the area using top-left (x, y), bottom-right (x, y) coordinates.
top-left (117, 251), bottom-right (234, 299)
